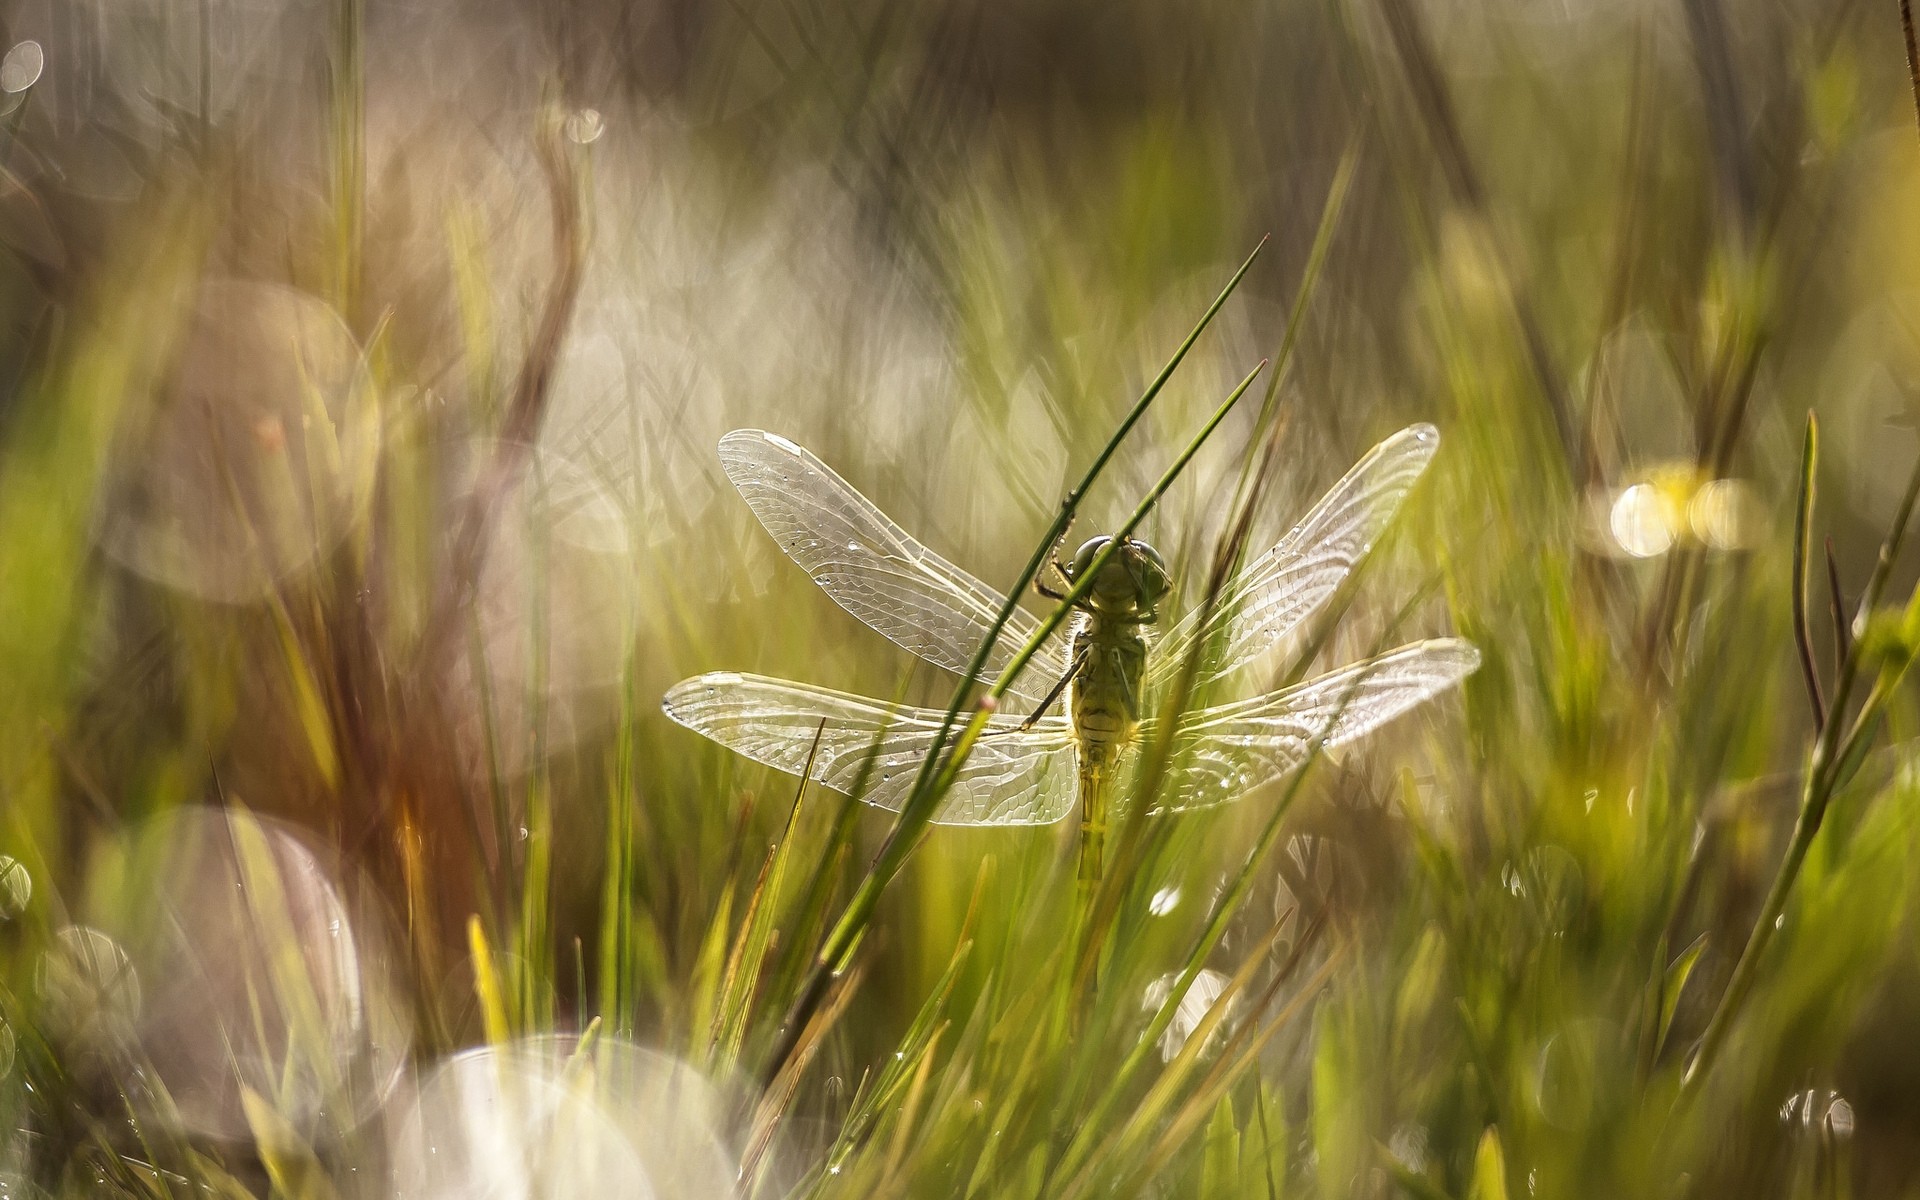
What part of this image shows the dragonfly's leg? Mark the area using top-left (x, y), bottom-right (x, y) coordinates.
top-left (1000, 646), bottom-right (1087, 733)
top-left (1035, 524), bottom-right (1080, 600)
top-left (1035, 556), bottom-right (1073, 601)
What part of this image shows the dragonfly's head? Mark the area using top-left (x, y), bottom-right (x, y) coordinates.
top-left (1065, 536), bottom-right (1171, 620)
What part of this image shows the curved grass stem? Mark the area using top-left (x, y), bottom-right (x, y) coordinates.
top-left (1790, 415), bottom-right (1824, 728)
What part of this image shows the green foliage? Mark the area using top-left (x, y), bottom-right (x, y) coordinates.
top-left (4, 0), bottom-right (1920, 1195)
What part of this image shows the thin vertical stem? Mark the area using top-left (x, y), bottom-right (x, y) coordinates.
top-left (1790, 415), bottom-right (1824, 728)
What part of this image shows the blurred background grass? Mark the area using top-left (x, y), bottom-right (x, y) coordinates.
top-left (0, 0), bottom-right (1917, 1194)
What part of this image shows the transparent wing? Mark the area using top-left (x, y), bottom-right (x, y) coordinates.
top-left (1142, 638), bottom-right (1478, 812)
top-left (1151, 424), bottom-right (1439, 690)
top-left (721, 430), bottom-right (1072, 706)
top-left (662, 672), bottom-right (1080, 825)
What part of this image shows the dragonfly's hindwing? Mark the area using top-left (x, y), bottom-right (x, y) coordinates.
top-left (1142, 638), bottom-right (1479, 812)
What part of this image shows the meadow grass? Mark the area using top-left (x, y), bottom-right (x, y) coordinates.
top-left (2, 0), bottom-right (1920, 1196)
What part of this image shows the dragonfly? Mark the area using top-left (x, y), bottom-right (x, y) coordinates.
top-left (663, 425), bottom-right (1479, 886)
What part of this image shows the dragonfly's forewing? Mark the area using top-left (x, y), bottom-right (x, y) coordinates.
top-left (1143, 638), bottom-right (1478, 812)
top-left (663, 672), bottom-right (1080, 825)
top-left (1152, 424), bottom-right (1440, 690)
top-left (720, 431), bottom-right (1072, 707)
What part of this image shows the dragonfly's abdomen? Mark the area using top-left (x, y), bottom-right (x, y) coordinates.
top-left (1068, 616), bottom-right (1147, 898)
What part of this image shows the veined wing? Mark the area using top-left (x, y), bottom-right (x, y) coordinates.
top-left (662, 672), bottom-right (1079, 825)
top-left (720, 430), bottom-right (1072, 707)
top-left (1151, 424), bottom-right (1440, 690)
top-left (1142, 638), bottom-right (1478, 812)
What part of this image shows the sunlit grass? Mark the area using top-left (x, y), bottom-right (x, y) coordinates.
top-left (3, 0), bottom-right (1920, 1195)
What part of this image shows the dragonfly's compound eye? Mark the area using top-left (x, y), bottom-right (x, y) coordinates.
top-left (1065, 536), bottom-right (1113, 580)
top-left (1128, 540), bottom-right (1171, 605)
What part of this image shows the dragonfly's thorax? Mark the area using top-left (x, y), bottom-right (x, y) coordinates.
top-left (1067, 612), bottom-right (1151, 768)
top-left (1058, 536), bottom-right (1168, 768)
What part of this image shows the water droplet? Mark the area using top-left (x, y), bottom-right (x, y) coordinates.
top-left (0, 42), bottom-right (42, 94)
top-left (1148, 886), bottom-right (1181, 916)
top-left (563, 108), bottom-right (604, 144)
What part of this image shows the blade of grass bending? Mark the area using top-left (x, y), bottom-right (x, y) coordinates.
top-left (1790, 414), bottom-right (1824, 728)
top-left (760, 239), bottom-right (1267, 1083)
top-left (1682, 443), bottom-right (1920, 1095)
